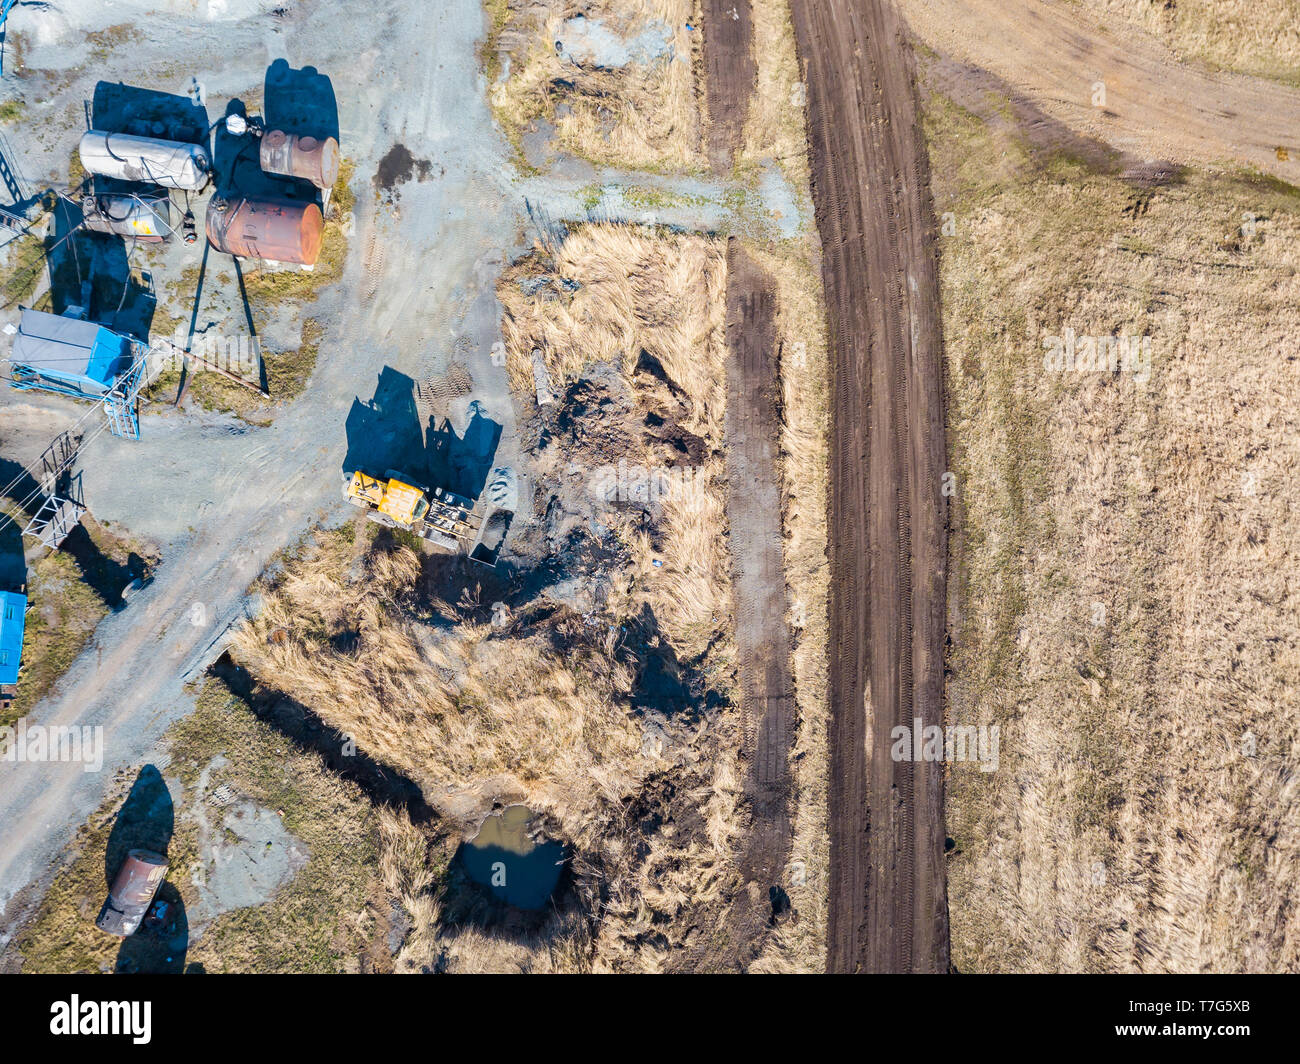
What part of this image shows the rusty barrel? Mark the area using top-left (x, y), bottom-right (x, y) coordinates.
top-left (95, 849), bottom-right (168, 936)
top-left (205, 196), bottom-right (324, 265)
top-left (259, 130), bottom-right (340, 191)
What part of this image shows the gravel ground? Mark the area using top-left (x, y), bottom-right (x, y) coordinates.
top-left (0, 0), bottom-right (521, 943)
top-left (0, 0), bottom-right (809, 948)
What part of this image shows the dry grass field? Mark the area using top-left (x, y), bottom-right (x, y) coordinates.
top-left (927, 82), bottom-right (1300, 972)
top-left (13, 1), bottom-right (833, 974)
top-left (485, 0), bottom-right (705, 171)
top-left (226, 204), bottom-right (832, 970)
top-left (498, 223), bottom-right (734, 662)
top-left (1076, 0), bottom-right (1300, 85)
top-left (231, 225), bottom-right (746, 968)
top-left (231, 498), bottom-right (741, 972)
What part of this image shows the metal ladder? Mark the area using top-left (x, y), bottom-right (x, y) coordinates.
top-left (0, 129), bottom-right (26, 205)
top-left (102, 347), bottom-right (149, 440)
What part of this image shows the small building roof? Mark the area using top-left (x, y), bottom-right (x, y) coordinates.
top-left (10, 309), bottom-right (131, 395)
top-left (0, 589), bottom-right (26, 687)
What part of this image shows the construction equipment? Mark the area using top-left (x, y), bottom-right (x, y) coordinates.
top-left (345, 470), bottom-right (480, 553)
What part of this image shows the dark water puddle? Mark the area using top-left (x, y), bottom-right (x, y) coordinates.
top-left (460, 805), bottom-right (565, 911)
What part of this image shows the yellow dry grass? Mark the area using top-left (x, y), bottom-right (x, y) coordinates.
top-left (382, 798), bottom-right (593, 973)
top-left (231, 518), bottom-right (749, 972)
top-left (488, 0), bottom-right (705, 171)
top-left (1078, 0), bottom-right (1300, 85)
top-left (233, 533), bottom-right (644, 847)
top-left (500, 223), bottom-right (734, 662)
top-left (501, 224), bottom-right (727, 438)
top-left (929, 89), bottom-right (1300, 972)
top-left (738, 0), bottom-right (811, 195)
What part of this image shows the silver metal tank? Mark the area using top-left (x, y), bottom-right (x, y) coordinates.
top-left (78, 130), bottom-right (211, 191)
top-left (81, 191), bottom-right (173, 242)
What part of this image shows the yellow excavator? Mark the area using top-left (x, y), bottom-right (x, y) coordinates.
top-left (346, 470), bottom-right (428, 527)
top-left (344, 470), bottom-right (480, 553)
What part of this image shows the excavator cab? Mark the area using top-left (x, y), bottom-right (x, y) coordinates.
top-left (345, 470), bottom-right (430, 528)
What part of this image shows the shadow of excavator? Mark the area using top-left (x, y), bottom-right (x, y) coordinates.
top-left (343, 368), bottom-right (502, 505)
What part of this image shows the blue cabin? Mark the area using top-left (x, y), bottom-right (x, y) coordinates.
top-left (0, 589), bottom-right (25, 687)
top-left (6, 308), bottom-right (132, 399)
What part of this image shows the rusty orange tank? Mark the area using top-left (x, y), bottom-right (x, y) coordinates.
top-left (259, 130), bottom-right (340, 191)
top-left (205, 196), bottom-right (324, 265)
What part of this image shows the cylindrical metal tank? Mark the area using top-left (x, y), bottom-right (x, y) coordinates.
top-left (205, 196), bottom-right (324, 265)
top-left (78, 130), bottom-right (211, 191)
top-left (81, 191), bottom-right (173, 242)
top-left (259, 130), bottom-right (340, 191)
top-left (95, 849), bottom-right (168, 937)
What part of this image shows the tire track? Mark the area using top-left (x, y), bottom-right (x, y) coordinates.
top-left (687, 241), bottom-right (796, 971)
top-left (790, 0), bottom-right (949, 973)
top-left (702, 0), bottom-right (757, 173)
top-left (898, 0), bottom-right (1300, 183)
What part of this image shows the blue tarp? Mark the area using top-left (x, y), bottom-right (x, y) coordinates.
top-left (9, 309), bottom-right (130, 396)
top-left (0, 589), bottom-right (26, 686)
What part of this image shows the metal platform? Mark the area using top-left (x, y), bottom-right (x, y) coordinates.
top-left (23, 494), bottom-right (86, 551)
top-left (7, 325), bottom-right (150, 441)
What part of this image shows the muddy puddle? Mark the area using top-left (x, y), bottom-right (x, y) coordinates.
top-left (460, 805), bottom-right (565, 910)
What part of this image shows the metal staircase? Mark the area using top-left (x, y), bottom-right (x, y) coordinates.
top-left (102, 345), bottom-right (149, 441)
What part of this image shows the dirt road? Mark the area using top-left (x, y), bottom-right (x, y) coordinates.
top-left (702, 0), bottom-right (756, 172)
top-left (705, 240), bottom-right (795, 968)
top-left (898, 0), bottom-right (1300, 182)
top-left (791, 0), bottom-right (949, 973)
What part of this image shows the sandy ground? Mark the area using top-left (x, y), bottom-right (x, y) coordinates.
top-left (897, 0), bottom-right (1300, 182)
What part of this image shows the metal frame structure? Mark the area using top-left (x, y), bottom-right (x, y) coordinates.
top-left (22, 492), bottom-right (86, 551)
top-left (37, 429), bottom-right (80, 493)
top-left (0, 128), bottom-right (32, 246)
top-left (7, 332), bottom-right (150, 441)
top-left (102, 344), bottom-right (149, 440)
top-left (0, 0), bottom-right (17, 77)
top-left (20, 432), bottom-right (87, 552)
